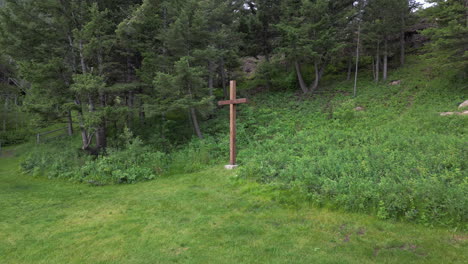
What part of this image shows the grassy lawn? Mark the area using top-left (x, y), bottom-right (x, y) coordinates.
top-left (0, 151), bottom-right (466, 263)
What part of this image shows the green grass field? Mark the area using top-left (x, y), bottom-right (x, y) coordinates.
top-left (1, 150), bottom-right (466, 264)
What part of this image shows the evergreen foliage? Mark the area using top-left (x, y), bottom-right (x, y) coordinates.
top-left (422, 0), bottom-right (468, 76)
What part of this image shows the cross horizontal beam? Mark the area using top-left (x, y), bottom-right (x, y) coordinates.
top-left (218, 98), bottom-right (248, 106)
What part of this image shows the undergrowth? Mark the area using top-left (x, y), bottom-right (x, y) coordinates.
top-left (231, 57), bottom-right (467, 228)
top-left (19, 56), bottom-right (467, 228)
top-left (21, 128), bottom-right (224, 185)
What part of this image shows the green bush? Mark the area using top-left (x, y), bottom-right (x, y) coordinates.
top-left (20, 139), bottom-right (83, 179)
top-left (0, 129), bottom-right (31, 146)
top-left (20, 129), bottom-right (224, 185)
top-left (77, 143), bottom-right (167, 184)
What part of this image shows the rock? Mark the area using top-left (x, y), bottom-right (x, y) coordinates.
top-left (440, 112), bottom-right (455, 116)
top-left (440, 111), bottom-right (468, 116)
top-left (389, 80), bottom-right (401, 85)
top-left (354, 106), bottom-right (365, 111)
top-left (241, 56), bottom-right (265, 78)
top-left (458, 100), bottom-right (468, 109)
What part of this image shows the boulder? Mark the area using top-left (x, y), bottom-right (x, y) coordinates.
top-left (440, 112), bottom-right (455, 116)
top-left (458, 100), bottom-right (468, 109)
top-left (354, 106), bottom-right (365, 111)
top-left (440, 111), bottom-right (468, 116)
top-left (241, 56), bottom-right (265, 78)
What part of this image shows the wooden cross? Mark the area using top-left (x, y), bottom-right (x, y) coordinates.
top-left (218, 80), bottom-right (248, 169)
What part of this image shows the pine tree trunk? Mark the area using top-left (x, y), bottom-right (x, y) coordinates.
top-left (190, 107), bottom-right (203, 139)
top-left (77, 40), bottom-right (91, 150)
top-left (3, 96), bottom-right (8, 132)
top-left (376, 41), bottom-right (380, 82)
top-left (67, 110), bottom-right (73, 136)
top-left (77, 109), bottom-right (90, 150)
top-left (294, 60), bottom-right (309, 94)
top-left (127, 91), bottom-right (134, 127)
top-left (220, 58), bottom-right (228, 99)
top-left (208, 61), bottom-right (214, 96)
top-left (347, 58), bottom-right (352, 81)
top-left (383, 38), bottom-right (388, 81)
top-left (96, 93), bottom-right (107, 150)
top-left (2, 109), bottom-right (5, 132)
top-left (13, 95), bottom-right (17, 130)
top-left (67, 34), bottom-right (77, 73)
top-left (86, 94), bottom-right (102, 151)
top-left (354, 23), bottom-right (361, 97)
top-left (372, 58), bottom-right (376, 80)
top-left (264, 54), bottom-right (272, 90)
top-left (400, 15), bottom-right (405, 66)
top-left (79, 40), bottom-right (87, 74)
top-left (161, 113), bottom-right (166, 140)
top-left (139, 97), bottom-right (145, 124)
top-left (96, 126), bottom-right (106, 150)
top-left (311, 61), bottom-right (324, 92)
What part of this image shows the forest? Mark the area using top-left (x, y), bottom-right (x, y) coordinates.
top-left (0, 0), bottom-right (467, 263)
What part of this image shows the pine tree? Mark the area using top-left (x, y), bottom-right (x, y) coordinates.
top-left (423, 0), bottom-right (468, 77)
top-left (0, 0), bottom-right (141, 152)
top-left (277, 0), bottom-right (352, 94)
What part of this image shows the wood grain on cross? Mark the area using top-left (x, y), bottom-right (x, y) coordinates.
top-left (218, 81), bottom-right (248, 167)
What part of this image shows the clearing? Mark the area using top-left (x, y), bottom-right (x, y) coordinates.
top-left (0, 150), bottom-right (466, 263)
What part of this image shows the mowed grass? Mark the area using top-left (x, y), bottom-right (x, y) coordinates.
top-left (0, 152), bottom-right (466, 264)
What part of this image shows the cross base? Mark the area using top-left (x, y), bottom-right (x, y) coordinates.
top-left (224, 164), bottom-right (239, 170)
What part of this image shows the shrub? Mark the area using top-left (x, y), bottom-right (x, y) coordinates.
top-left (0, 129), bottom-right (31, 146)
top-left (20, 139), bottom-right (82, 178)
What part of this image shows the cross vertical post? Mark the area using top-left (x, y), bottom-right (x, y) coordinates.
top-left (230, 80), bottom-right (236, 166)
top-left (218, 80), bottom-right (248, 169)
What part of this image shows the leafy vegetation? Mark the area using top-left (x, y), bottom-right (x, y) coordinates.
top-left (236, 72), bottom-right (466, 228)
top-left (20, 127), bottom-right (223, 184)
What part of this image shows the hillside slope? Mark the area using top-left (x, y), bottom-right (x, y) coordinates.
top-left (215, 56), bottom-right (468, 228)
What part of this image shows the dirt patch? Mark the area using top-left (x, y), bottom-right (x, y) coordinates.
top-left (451, 235), bottom-right (468, 244)
top-left (374, 244), bottom-right (427, 257)
top-left (343, 234), bottom-right (350, 242)
top-left (173, 247), bottom-right (189, 256)
top-left (356, 227), bottom-right (366, 236)
top-left (340, 226), bottom-right (367, 243)
top-left (406, 95), bottom-right (415, 108)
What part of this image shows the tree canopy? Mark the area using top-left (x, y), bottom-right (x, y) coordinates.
top-left (0, 0), bottom-right (463, 149)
